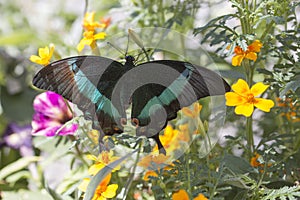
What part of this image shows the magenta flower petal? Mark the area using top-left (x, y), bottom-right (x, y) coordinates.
top-left (32, 91), bottom-right (77, 137)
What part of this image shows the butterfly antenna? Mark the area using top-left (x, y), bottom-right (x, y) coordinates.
top-left (107, 42), bottom-right (126, 57)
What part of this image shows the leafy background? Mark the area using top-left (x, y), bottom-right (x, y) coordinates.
top-left (0, 0), bottom-right (300, 199)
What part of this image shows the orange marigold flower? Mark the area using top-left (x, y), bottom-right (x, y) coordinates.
top-left (83, 12), bottom-right (106, 31)
top-left (232, 40), bottom-right (263, 66)
top-left (276, 97), bottom-right (300, 122)
top-left (29, 44), bottom-right (55, 66)
top-left (172, 189), bottom-right (189, 200)
top-left (194, 193), bottom-right (208, 200)
top-left (100, 17), bottom-right (111, 28)
top-left (77, 30), bottom-right (106, 52)
top-left (78, 173), bottom-right (118, 200)
top-left (250, 153), bottom-right (272, 173)
top-left (225, 79), bottom-right (274, 117)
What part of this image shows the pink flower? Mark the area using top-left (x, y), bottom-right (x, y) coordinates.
top-left (32, 91), bottom-right (78, 136)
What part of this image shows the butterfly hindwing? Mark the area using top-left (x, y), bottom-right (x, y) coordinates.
top-left (32, 56), bottom-right (126, 134)
top-left (131, 60), bottom-right (230, 132)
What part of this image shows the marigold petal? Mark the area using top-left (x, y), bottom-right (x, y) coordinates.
top-left (29, 55), bottom-right (43, 64)
top-left (232, 55), bottom-right (244, 66)
top-left (78, 178), bottom-right (90, 192)
top-left (235, 103), bottom-right (254, 117)
top-left (101, 184), bottom-right (118, 198)
top-left (245, 52), bottom-right (257, 61)
top-left (232, 79), bottom-right (250, 96)
top-left (94, 32), bottom-right (107, 40)
top-left (225, 92), bottom-right (246, 106)
top-left (39, 46), bottom-right (49, 58)
top-left (143, 170), bottom-right (158, 181)
top-left (248, 40), bottom-right (263, 52)
top-left (172, 189), bottom-right (189, 200)
top-left (49, 43), bottom-right (55, 58)
top-left (250, 82), bottom-right (269, 96)
top-left (254, 98), bottom-right (274, 112)
top-left (194, 193), bottom-right (208, 200)
top-left (88, 163), bottom-right (105, 175)
top-left (99, 173), bottom-right (111, 188)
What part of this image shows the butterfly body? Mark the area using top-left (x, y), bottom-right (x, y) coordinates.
top-left (33, 55), bottom-right (230, 154)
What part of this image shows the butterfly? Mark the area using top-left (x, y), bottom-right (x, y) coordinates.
top-left (32, 54), bottom-right (230, 154)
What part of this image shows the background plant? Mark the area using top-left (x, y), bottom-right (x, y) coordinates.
top-left (0, 0), bottom-right (300, 200)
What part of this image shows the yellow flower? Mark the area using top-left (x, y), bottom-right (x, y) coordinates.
top-left (77, 31), bottom-right (106, 52)
top-left (30, 44), bottom-right (55, 66)
top-left (182, 102), bottom-right (202, 118)
top-left (225, 79), bottom-right (274, 117)
top-left (83, 12), bottom-right (106, 31)
top-left (232, 40), bottom-right (263, 66)
top-left (86, 151), bottom-right (120, 175)
top-left (78, 173), bottom-right (118, 200)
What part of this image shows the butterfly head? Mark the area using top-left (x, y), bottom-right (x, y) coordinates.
top-left (125, 55), bottom-right (135, 65)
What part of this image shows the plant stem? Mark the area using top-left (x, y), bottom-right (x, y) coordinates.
top-left (246, 116), bottom-right (254, 159)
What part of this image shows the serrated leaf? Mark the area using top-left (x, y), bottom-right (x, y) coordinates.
top-left (279, 78), bottom-right (300, 97)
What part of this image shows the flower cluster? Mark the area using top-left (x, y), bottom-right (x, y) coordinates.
top-left (231, 40), bottom-right (263, 66)
top-left (276, 97), bottom-right (300, 122)
top-left (77, 12), bottom-right (110, 52)
top-left (79, 151), bottom-right (119, 199)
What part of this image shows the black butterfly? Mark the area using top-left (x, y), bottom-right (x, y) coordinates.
top-left (32, 55), bottom-right (230, 154)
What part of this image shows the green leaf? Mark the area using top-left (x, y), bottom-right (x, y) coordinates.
top-left (83, 149), bottom-right (138, 200)
top-left (222, 154), bottom-right (256, 175)
top-left (0, 156), bottom-right (40, 180)
top-left (279, 78), bottom-right (300, 97)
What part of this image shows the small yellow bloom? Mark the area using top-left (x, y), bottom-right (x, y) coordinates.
top-left (86, 151), bottom-right (120, 175)
top-left (232, 40), bottom-right (263, 66)
top-left (172, 189), bottom-right (189, 200)
top-left (78, 173), bottom-right (118, 200)
top-left (225, 79), bottom-right (274, 117)
top-left (77, 31), bottom-right (106, 52)
top-left (83, 12), bottom-right (106, 31)
top-left (30, 44), bottom-right (55, 66)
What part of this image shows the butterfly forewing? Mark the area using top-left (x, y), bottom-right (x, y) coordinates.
top-left (32, 56), bottom-right (127, 134)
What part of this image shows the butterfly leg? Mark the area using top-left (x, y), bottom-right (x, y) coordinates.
top-left (151, 133), bottom-right (166, 155)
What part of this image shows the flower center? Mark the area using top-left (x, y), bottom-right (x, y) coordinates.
top-left (246, 93), bottom-right (257, 104)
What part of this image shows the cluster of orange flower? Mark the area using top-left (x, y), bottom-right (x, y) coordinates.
top-left (77, 12), bottom-right (110, 52)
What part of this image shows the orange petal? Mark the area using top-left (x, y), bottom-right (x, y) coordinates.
top-left (248, 40), bottom-right (263, 52)
top-left (254, 98), bottom-right (275, 112)
top-left (245, 52), bottom-right (257, 61)
top-left (194, 193), bottom-right (208, 200)
top-left (225, 92), bottom-right (246, 106)
top-left (143, 171), bottom-right (158, 181)
top-left (172, 189), bottom-right (189, 200)
top-left (250, 82), bottom-right (269, 96)
top-left (232, 79), bottom-right (250, 96)
top-left (235, 103), bottom-right (254, 117)
top-left (232, 55), bottom-right (244, 66)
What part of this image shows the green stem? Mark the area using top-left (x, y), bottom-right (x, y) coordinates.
top-left (246, 117), bottom-right (254, 159)
top-left (186, 154), bottom-right (192, 198)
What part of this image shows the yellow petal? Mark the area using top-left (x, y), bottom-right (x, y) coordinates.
top-left (77, 38), bottom-right (90, 52)
top-left (232, 55), bottom-right (244, 66)
top-left (78, 178), bottom-right (90, 192)
top-left (172, 189), bottom-right (189, 200)
top-left (29, 55), bottom-right (42, 64)
top-left (49, 43), bottom-right (55, 58)
top-left (254, 98), bottom-right (275, 112)
top-left (39, 46), bottom-right (49, 58)
top-left (232, 79), bottom-right (250, 96)
top-left (101, 184), bottom-right (118, 198)
top-left (143, 170), bottom-right (158, 181)
top-left (225, 92), bottom-right (246, 106)
top-left (235, 103), bottom-right (254, 117)
top-left (250, 82), bottom-right (269, 96)
top-left (94, 32), bottom-right (107, 40)
top-left (245, 52), bottom-right (257, 61)
top-left (88, 163), bottom-right (105, 175)
top-left (86, 154), bottom-right (98, 161)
